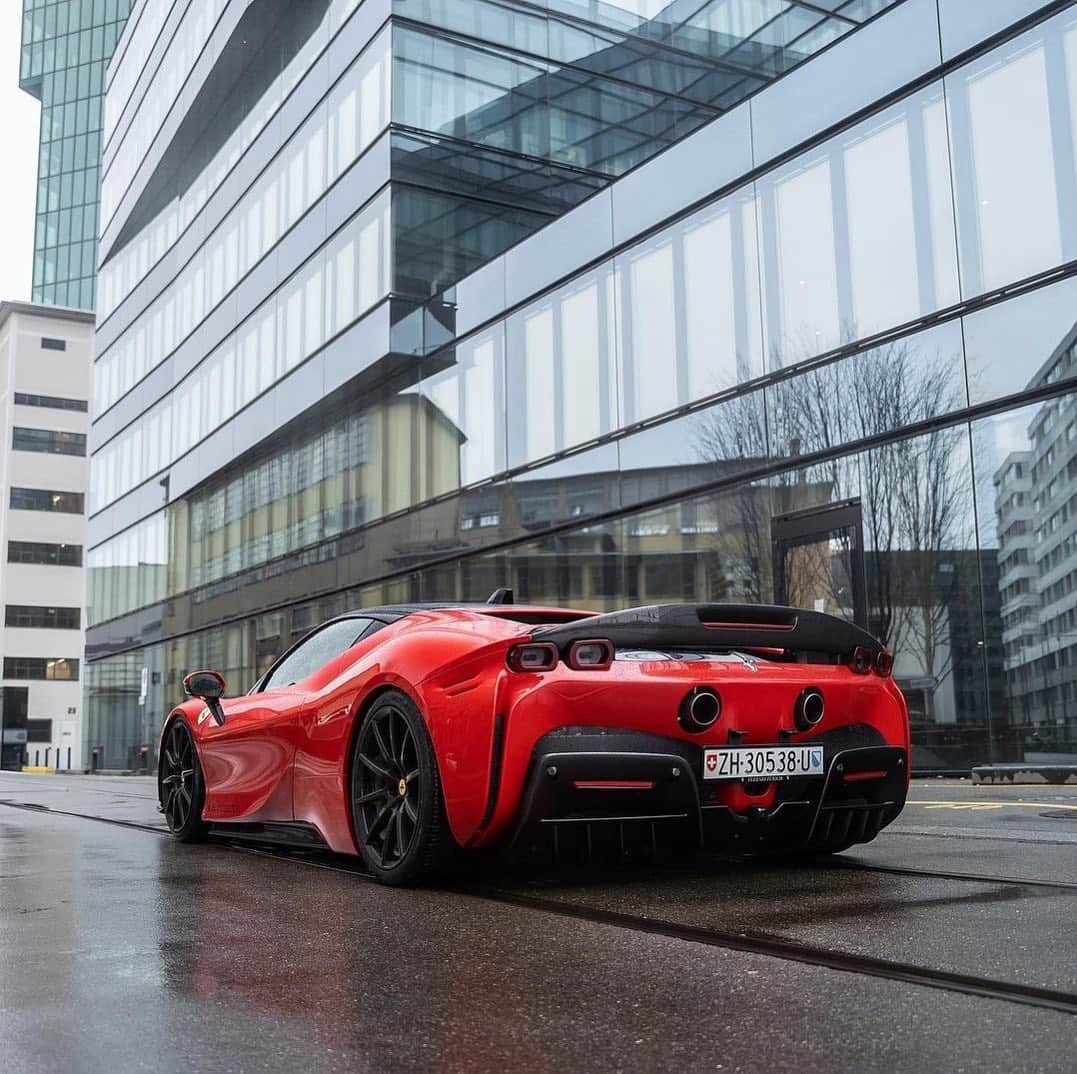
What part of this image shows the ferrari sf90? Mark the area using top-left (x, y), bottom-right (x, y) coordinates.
top-left (159, 595), bottom-right (909, 884)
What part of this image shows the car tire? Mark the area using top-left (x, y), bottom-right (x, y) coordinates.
top-left (159, 717), bottom-right (208, 842)
top-left (350, 689), bottom-right (454, 886)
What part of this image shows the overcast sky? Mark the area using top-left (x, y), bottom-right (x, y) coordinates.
top-left (0, 2), bottom-right (42, 304)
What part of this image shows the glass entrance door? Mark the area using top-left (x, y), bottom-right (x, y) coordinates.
top-left (772, 500), bottom-right (867, 627)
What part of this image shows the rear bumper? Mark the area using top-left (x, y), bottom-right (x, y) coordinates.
top-left (510, 727), bottom-right (907, 857)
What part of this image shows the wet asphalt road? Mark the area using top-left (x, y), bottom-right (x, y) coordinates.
top-left (1, 773), bottom-right (1075, 1073)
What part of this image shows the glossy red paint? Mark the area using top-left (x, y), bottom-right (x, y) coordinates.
top-left (158, 605), bottom-right (910, 857)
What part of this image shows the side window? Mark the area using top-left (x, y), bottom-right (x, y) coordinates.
top-left (262, 619), bottom-right (371, 690)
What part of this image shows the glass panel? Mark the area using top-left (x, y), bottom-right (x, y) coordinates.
top-left (757, 84), bottom-right (958, 365)
top-left (392, 186), bottom-right (549, 300)
top-left (506, 263), bottom-right (619, 468)
top-left (972, 395), bottom-right (1077, 766)
top-left (391, 23), bottom-right (718, 178)
top-left (947, 7), bottom-right (1077, 298)
top-left (963, 276), bottom-right (1077, 406)
top-left (765, 321), bottom-right (968, 462)
top-left (421, 326), bottom-right (507, 493)
top-left (510, 442), bottom-right (621, 531)
top-left (780, 527), bottom-right (858, 621)
top-left (617, 188), bottom-right (762, 424)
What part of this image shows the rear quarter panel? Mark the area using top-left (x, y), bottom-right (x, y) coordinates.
top-left (293, 612), bottom-right (526, 852)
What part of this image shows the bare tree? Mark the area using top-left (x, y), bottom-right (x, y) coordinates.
top-left (694, 339), bottom-right (972, 716)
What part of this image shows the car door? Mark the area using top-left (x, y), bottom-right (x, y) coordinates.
top-left (198, 619), bottom-right (373, 823)
top-left (198, 686), bottom-right (307, 822)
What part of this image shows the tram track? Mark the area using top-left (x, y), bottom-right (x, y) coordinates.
top-left (4, 798), bottom-right (1076, 1017)
top-left (797, 857), bottom-right (1077, 894)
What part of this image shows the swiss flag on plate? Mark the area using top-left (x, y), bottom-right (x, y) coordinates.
top-left (705, 754), bottom-right (718, 772)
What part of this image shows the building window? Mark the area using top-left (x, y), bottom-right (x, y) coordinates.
top-left (26, 719), bottom-right (53, 744)
top-left (5, 605), bottom-right (81, 629)
top-left (9, 488), bottom-right (85, 514)
top-left (14, 392), bottom-right (88, 412)
top-left (12, 427), bottom-right (87, 456)
top-left (41, 337), bottom-right (67, 351)
top-left (2, 657), bottom-right (79, 681)
top-left (7, 541), bottom-right (83, 566)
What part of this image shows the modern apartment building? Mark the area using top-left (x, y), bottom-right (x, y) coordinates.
top-left (0, 302), bottom-right (93, 771)
top-left (994, 331), bottom-right (1077, 760)
top-left (19, 0), bottom-right (133, 310)
top-left (88, 0), bottom-right (1077, 770)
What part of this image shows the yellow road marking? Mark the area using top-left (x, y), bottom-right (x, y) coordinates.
top-left (908, 800), bottom-right (1077, 810)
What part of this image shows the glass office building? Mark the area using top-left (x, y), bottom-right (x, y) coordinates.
top-left (87, 0), bottom-right (1077, 772)
top-left (20, 0), bottom-right (133, 310)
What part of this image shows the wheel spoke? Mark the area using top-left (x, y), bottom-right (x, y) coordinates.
top-left (394, 706), bottom-right (404, 766)
top-left (405, 768), bottom-right (419, 785)
top-left (162, 748), bottom-right (177, 772)
top-left (401, 717), bottom-right (415, 768)
top-left (368, 800), bottom-right (394, 840)
top-left (356, 787), bottom-right (390, 805)
top-left (173, 786), bottom-right (186, 826)
top-left (394, 803), bottom-right (407, 857)
top-left (381, 803), bottom-right (399, 862)
top-left (385, 713), bottom-right (398, 766)
top-left (357, 752), bottom-right (391, 780)
top-left (398, 727), bottom-right (412, 769)
top-left (403, 796), bottom-right (418, 823)
top-left (372, 719), bottom-right (393, 766)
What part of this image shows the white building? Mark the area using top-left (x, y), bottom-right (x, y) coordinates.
top-left (0, 301), bottom-right (93, 771)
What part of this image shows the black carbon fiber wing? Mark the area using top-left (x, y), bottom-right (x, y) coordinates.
top-left (532, 604), bottom-right (882, 661)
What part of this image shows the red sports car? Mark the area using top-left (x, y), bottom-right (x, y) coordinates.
top-left (159, 594), bottom-right (909, 884)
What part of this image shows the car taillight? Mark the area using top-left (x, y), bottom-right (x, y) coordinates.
top-left (566, 639), bottom-right (614, 670)
top-left (506, 642), bottom-right (559, 672)
top-left (874, 648), bottom-right (894, 677)
top-left (850, 646), bottom-right (873, 674)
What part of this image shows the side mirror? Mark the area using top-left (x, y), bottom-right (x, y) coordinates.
top-left (183, 669), bottom-right (226, 726)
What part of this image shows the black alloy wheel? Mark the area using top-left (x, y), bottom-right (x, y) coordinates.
top-left (350, 690), bottom-right (452, 885)
top-left (159, 718), bottom-right (207, 842)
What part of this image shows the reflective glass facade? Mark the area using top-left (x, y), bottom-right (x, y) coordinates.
top-left (20, 0), bottom-right (132, 309)
top-left (89, 0), bottom-right (1077, 773)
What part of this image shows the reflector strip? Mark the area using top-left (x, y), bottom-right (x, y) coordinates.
top-left (843, 770), bottom-right (887, 783)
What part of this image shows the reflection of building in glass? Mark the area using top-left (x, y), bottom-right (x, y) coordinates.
top-left (19, 0), bottom-right (132, 310)
top-left (87, 3), bottom-right (1077, 771)
top-left (993, 327), bottom-right (1077, 757)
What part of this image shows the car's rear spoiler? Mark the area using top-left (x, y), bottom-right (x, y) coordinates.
top-left (532, 603), bottom-right (882, 662)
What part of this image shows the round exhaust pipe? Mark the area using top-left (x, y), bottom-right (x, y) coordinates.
top-left (794, 688), bottom-right (825, 731)
top-left (679, 687), bottom-right (721, 733)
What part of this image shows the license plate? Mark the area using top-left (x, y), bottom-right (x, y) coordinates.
top-left (702, 745), bottom-right (825, 781)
